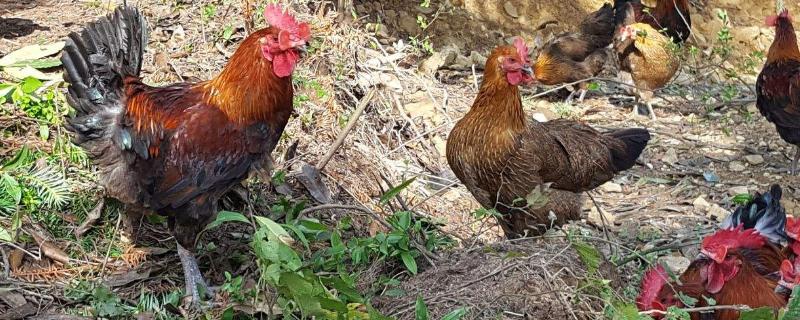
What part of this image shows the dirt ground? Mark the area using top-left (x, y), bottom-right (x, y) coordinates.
top-left (2, 0), bottom-right (800, 319)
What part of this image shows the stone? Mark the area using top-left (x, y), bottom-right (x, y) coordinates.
top-left (744, 154), bottom-right (765, 165)
top-left (662, 148), bottom-right (679, 165)
top-left (692, 196), bottom-right (710, 211)
top-left (397, 13), bottom-right (421, 35)
top-left (531, 112), bottom-right (548, 123)
top-left (728, 186), bottom-right (749, 195)
top-left (469, 51), bottom-right (487, 66)
top-left (658, 255), bottom-right (691, 274)
top-left (418, 52), bottom-right (447, 77)
top-left (706, 204), bottom-right (729, 220)
top-left (600, 182), bottom-right (623, 193)
top-left (728, 161), bottom-right (746, 172)
top-left (588, 206), bottom-right (616, 226)
top-left (503, 2), bottom-right (520, 18)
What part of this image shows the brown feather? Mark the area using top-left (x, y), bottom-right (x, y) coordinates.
top-left (447, 45), bottom-right (649, 237)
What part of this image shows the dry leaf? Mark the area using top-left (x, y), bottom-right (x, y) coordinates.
top-left (75, 200), bottom-right (104, 237)
top-left (8, 249), bottom-right (24, 271)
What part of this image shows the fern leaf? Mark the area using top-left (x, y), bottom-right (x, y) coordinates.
top-left (24, 164), bottom-right (71, 208)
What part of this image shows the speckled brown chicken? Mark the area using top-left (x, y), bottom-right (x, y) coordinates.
top-left (446, 38), bottom-right (651, 238)
top-left (615, 3), bottom-right (680, 120)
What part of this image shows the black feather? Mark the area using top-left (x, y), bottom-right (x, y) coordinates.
top-left (720, 184), bottom-right (787, 245)
top-left (607, 128), bottom-right (651, 171)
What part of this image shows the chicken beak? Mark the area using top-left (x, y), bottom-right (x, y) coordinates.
top-left (297, 43), bottom-right (308, 55)
top-left (521, 65), bottom-right (533, 76)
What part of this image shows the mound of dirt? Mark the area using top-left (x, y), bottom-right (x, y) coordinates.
top-left (356, 0), bottom-right (800, 61)
top-left (372, 236), bottom-right (621, 320)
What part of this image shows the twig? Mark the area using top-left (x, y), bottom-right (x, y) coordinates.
top-left (1, 246), bottom-right (9, 279)
top-left (317, 87), bottom-right (377, 170)
top-left (99, 213), bottom-right (123, 280)
top-left (297, 204), bottom-right (381, 222)
top-left (616, 240), bottom-right (700, 266)
top-left (75, 199), bottom-right (104, 237)
top-left (586, 192), bottom-right (614, 256)
top-left (640, 304), bottom-right (753, 315)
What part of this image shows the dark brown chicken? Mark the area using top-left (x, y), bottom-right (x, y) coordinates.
top-left (533, 3), bottom-right (616, 103)
top-left (447, 38), bottom-right (650, 238)
top-left (614, 0), bottom-right (692, 43)
top-left (615, 3), bottom-right (680, 120)
top-left (756, 9), bottom-right (800, 175)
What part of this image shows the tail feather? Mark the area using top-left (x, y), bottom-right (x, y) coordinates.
top-left (607, 128), bottom-right (650, 171)
top-left (62, 6), bottom-right (146, 144)
top-left (721, 184), bottom-right (787, 244)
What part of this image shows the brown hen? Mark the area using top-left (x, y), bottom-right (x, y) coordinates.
top-left (447, 38), bottom-right (650, 238)
top-left (615, 3), bottom-right (680, 120)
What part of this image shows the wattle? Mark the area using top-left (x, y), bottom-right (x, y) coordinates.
top-left (272, 49), bottom-right (299, 78)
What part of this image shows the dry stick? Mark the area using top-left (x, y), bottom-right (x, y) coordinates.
top-left (586, 192), bottom-right (614, 256)
top-left (316, 87), bottom-right (377, 171)
top-left (297, 204), bottom-right (382, 222)
top-left (641, 304), bottom-right (752, 316)
top-left (99, 213), bottom-right (123, 280)
top-left (1, 246), bottom-right (9, 279)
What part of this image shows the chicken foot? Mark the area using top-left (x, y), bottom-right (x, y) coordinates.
top-left (177, 243), bottom-right (212, 307)
top-left (792, 145), bottom-right (800, 175)
top-left (565, 89), bottom-right (588, 105)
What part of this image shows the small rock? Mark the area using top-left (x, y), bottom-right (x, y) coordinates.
top-left (588, 206), bottom-right (616, 226)
top-left (728, 186), bottom-right (749, 195)
top-left (728, 161), bottom-right (746, 172)
top-left (744, 154), bottom-right (765, 165)
top-left (662, 148), bottom-right (679, 165)
top-left (693, 196), bottom-right (710, 211)
top-left (397, 13), bottom-right (421, 35)
top-left (658, 255), bottom-right (691, 274)
top-left (531, 112), bottom-right (548, 122)
top-left (706, 204), bottom-right (729, 220)
top-left (600, 182), bottom-right (623, 193)
top-left (503, 2), bottom-right (520, 18)
top-left (418, 52), bottom-right (447, 77)
top-left (469, 51), bottom-right (487, 66)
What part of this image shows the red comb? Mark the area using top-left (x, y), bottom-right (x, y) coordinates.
top-left (265, 4), bottom-right (311, 41)
top-left (788, 216), bottom-right (800, 240)
top-left (513, 37), bottom-right (530, 64)
top-left (767, 8), bottom-right (792, 27)
top-left (701, 225), bottom-right (765, 252)
top-left (636, 265), bottom-right (668, 311)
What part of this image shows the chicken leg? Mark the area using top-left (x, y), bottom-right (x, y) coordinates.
top-left (645, 100), bottom-right (657, 120)
top-left (177, 243), bottom-right (211, 306)
top-left (565, 89), bottom-right (588, 105)
top-left (792, 145), bottom-right (800, 175)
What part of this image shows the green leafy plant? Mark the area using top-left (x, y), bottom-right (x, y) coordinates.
top-left (0, 147), bottom-right (72, 239)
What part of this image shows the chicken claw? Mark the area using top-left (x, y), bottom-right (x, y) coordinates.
top-left (792, 146), bottom-right (800, 176)
top-left (177, 243), bottom-right (212, 307)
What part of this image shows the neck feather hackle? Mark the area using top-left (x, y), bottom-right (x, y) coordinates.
top-left (470, 48), bottom-right (526, 132)
top-left (203, 27), bottom-right (294, 124)
top-left (767, 18), bottom-right (800, 63)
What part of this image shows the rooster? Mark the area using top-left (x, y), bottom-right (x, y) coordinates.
top-left (615, 2), bottom-right (680, 120)
top-left (446, 38), bottom-right (650, 238)
top-left (533, 3), bottom-right (616, 103)
top-left (637, 185), bottom-right (788, 320)
top-left (61, 5), bottom-right (310, 304)
top-left (776, 217), bottom-right (800, 299)
top-left (756, 8), bottom-right (800, 175)
top-left (614, 0), bottom-right (692, 43)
